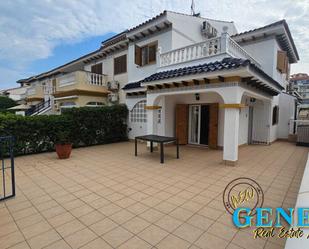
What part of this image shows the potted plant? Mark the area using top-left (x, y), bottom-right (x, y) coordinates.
top-left (55, 130), bottom-right (72, 159)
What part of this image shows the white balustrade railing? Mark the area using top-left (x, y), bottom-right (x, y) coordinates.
top-left (227, 36), bottom-right (261, 68)
top-left (160, 37), bottom-right (221, 67)
top-left (159, 34), bottom-right (261, 68)
top-left (58, 71), bottom-right (107, 87)
top-left (86, 72), bottom-right (107, 86)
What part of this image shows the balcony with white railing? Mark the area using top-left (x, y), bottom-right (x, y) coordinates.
top-left (159, 33), bottom-right (261, 69)
top-left (57, 71), bottom-right (108, 92)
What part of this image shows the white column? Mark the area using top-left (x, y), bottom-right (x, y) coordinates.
top-left (147, 109), bottom-right (158, 135)
top-left (223, 107), bottom-right (240, 165)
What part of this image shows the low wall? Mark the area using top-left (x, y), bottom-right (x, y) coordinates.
top-left (285, 153), bottom-right (309, 249)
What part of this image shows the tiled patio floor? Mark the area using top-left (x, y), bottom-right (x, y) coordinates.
top-left (0, 141), bottom-right (308, 249)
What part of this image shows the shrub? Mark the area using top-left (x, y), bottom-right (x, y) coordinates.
top-left (0, 105), bottom-right (128, 156)
top-left (0, 96), bottom-right (17, 113)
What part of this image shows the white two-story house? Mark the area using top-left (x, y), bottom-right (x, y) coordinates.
top-left (18, 10), bottom-right (299, 165)
top-left (119, 11), bottom-right (298, 165)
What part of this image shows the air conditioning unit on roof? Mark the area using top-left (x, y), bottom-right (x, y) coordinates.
top-left (201, 21), bottom-right (218, 38)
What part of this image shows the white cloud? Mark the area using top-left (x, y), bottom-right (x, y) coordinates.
top-left (0, 0), bottom-right (308, 88)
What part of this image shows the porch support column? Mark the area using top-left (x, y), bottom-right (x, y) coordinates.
top-left (146, 108), bottom-right (158, 135)
top-left (223, 107), bottom-right (240, 166)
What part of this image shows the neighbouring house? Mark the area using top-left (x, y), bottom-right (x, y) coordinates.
top-left (0, 86), bottom-right (29, 104)
top-left (290, 73), bottom-right (309, 119)
top-left (17, 10), bottom-right (299, 164)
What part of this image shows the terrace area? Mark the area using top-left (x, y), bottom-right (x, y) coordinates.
top-left (0, 141), bottom-right (307, 249)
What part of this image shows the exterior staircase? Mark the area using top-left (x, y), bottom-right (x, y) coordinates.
top-left (25, 99), bottom-right (51, 116)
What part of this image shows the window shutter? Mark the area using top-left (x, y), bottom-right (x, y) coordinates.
top-left (277, 51), bottom-right (286, 73)
top-left (135, 45), bottom-right (142, 66)
top-left (91, 63), bottom-right (102, 74)
top-left (149, 44), bottom-right (157, 63)
top-left (114, 55), bottom-right (127, 75)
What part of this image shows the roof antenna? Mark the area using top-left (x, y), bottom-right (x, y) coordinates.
top-left (191, 0), bottom-right (200, 17)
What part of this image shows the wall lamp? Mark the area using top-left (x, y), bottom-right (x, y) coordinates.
top-left (195, 93), bottom-right (200, 101)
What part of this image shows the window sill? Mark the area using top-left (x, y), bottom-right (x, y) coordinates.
top-left (136, 62), bottom-right (157, 68)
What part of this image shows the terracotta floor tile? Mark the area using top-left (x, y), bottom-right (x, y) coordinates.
top-left (138, 224), bottom-right (169, 246)
top-left (89, 218), bottom-right (118, 236)
top-left (0, 141), bottom-right (306, 249)
top-left (27, 229), bottom-right (61, 249)
top-left (173, 223), bottom-right (204, 243)
top-left (80, 238), bottom-right (112, 249)
top-left (44, 239), bottom-right (71, 249)
top-left (157, 234), bottom-right (191, 249)
top-left (123, 216), bottom-right (151, 234)
top-left (109, 209), bottom-right (135, 224)
top-left (47, 212), bottom-right (75, 227)
top-left (187, 214), bottom-right (214, 230)
top-left (194, 232), bottom-right (229, 249)
top-left (21, 220), bottom-right (52, 239)
top-left (0, 231), bottom-right (25, 249)
top-left (56, 219), bottom-right (85, 237)
top-left (102, 226), bottom-right (133, 248)
top-left (169, 207), bottom-right (194, 222)
top-left (118, 236), bottom-right (152, 249)
top-left (155, 215), bottom-right (183, 233)
top-left (78, 210), bottom-right (105, 226)
top-left (64, 228), bottom-right (97, 249)
top-left (139, 208), bottom-right (165, 223)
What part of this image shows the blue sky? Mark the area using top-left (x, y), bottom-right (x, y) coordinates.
top-left (0, 0), bottom-right (308, 89)
top-left (29, 33), bottom-right (115, 75)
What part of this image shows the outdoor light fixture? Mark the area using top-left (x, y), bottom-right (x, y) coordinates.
top-left (195, 93), bottom-right (200, 101)
top-left (250, 97), bottom-right (256, 103)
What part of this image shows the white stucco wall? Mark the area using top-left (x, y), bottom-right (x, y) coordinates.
top-left (127, 31), bottom-right (172, 83)
top-left (240, 38), bottom-right (288, 88)
top-left (278, 93), bottom-right (296, 139)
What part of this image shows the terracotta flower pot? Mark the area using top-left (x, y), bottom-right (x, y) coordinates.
top-left (55, 144), bottom-right (72, 159)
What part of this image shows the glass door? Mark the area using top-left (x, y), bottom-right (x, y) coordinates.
top-left (188, 105), bottom-right (201, 144)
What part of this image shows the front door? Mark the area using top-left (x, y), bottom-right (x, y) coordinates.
top-left (188, 105), bottom-right (210, 145)
top-left (175, 104), bottom-right (188, 145)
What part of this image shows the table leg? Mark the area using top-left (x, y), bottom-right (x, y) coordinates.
top-left (135, 138), bottom-right (137, 156)
top-left (160, 142), bottom-right (164, 164)
top-left (150, 141), bottom-right (153, 152)
top-left (176, 139), bottom-right (179, 159)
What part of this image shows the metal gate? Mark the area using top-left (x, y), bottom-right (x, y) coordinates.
top-left (0, 136), bottom-right (15, 201)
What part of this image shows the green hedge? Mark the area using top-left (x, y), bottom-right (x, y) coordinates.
top-left (0, 104), bottom-right (128, 155)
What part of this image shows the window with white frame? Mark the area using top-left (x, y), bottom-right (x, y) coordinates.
top-left (130, 100), bottom-right (146, 123)
top-left (86, 102), bottom-right (104, 107)
top-left (157, 108), bottom-right (161, 124)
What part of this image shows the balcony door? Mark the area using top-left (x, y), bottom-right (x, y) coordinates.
top-left (188, 105), bottom-right (210, 145)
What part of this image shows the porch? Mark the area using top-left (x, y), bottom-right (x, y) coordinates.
top-left (144, 83), bottom-right (273, 165)
top-left (0, 141), bottom-right (307, 249)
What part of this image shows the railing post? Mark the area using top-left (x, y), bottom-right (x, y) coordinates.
top-left (157, 46), bottom-right (162, 67)
top-left (220, 32), bottom-right (229, 54)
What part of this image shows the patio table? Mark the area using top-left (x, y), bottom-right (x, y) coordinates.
top-left (135, 135), bottom-right (179, 164)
